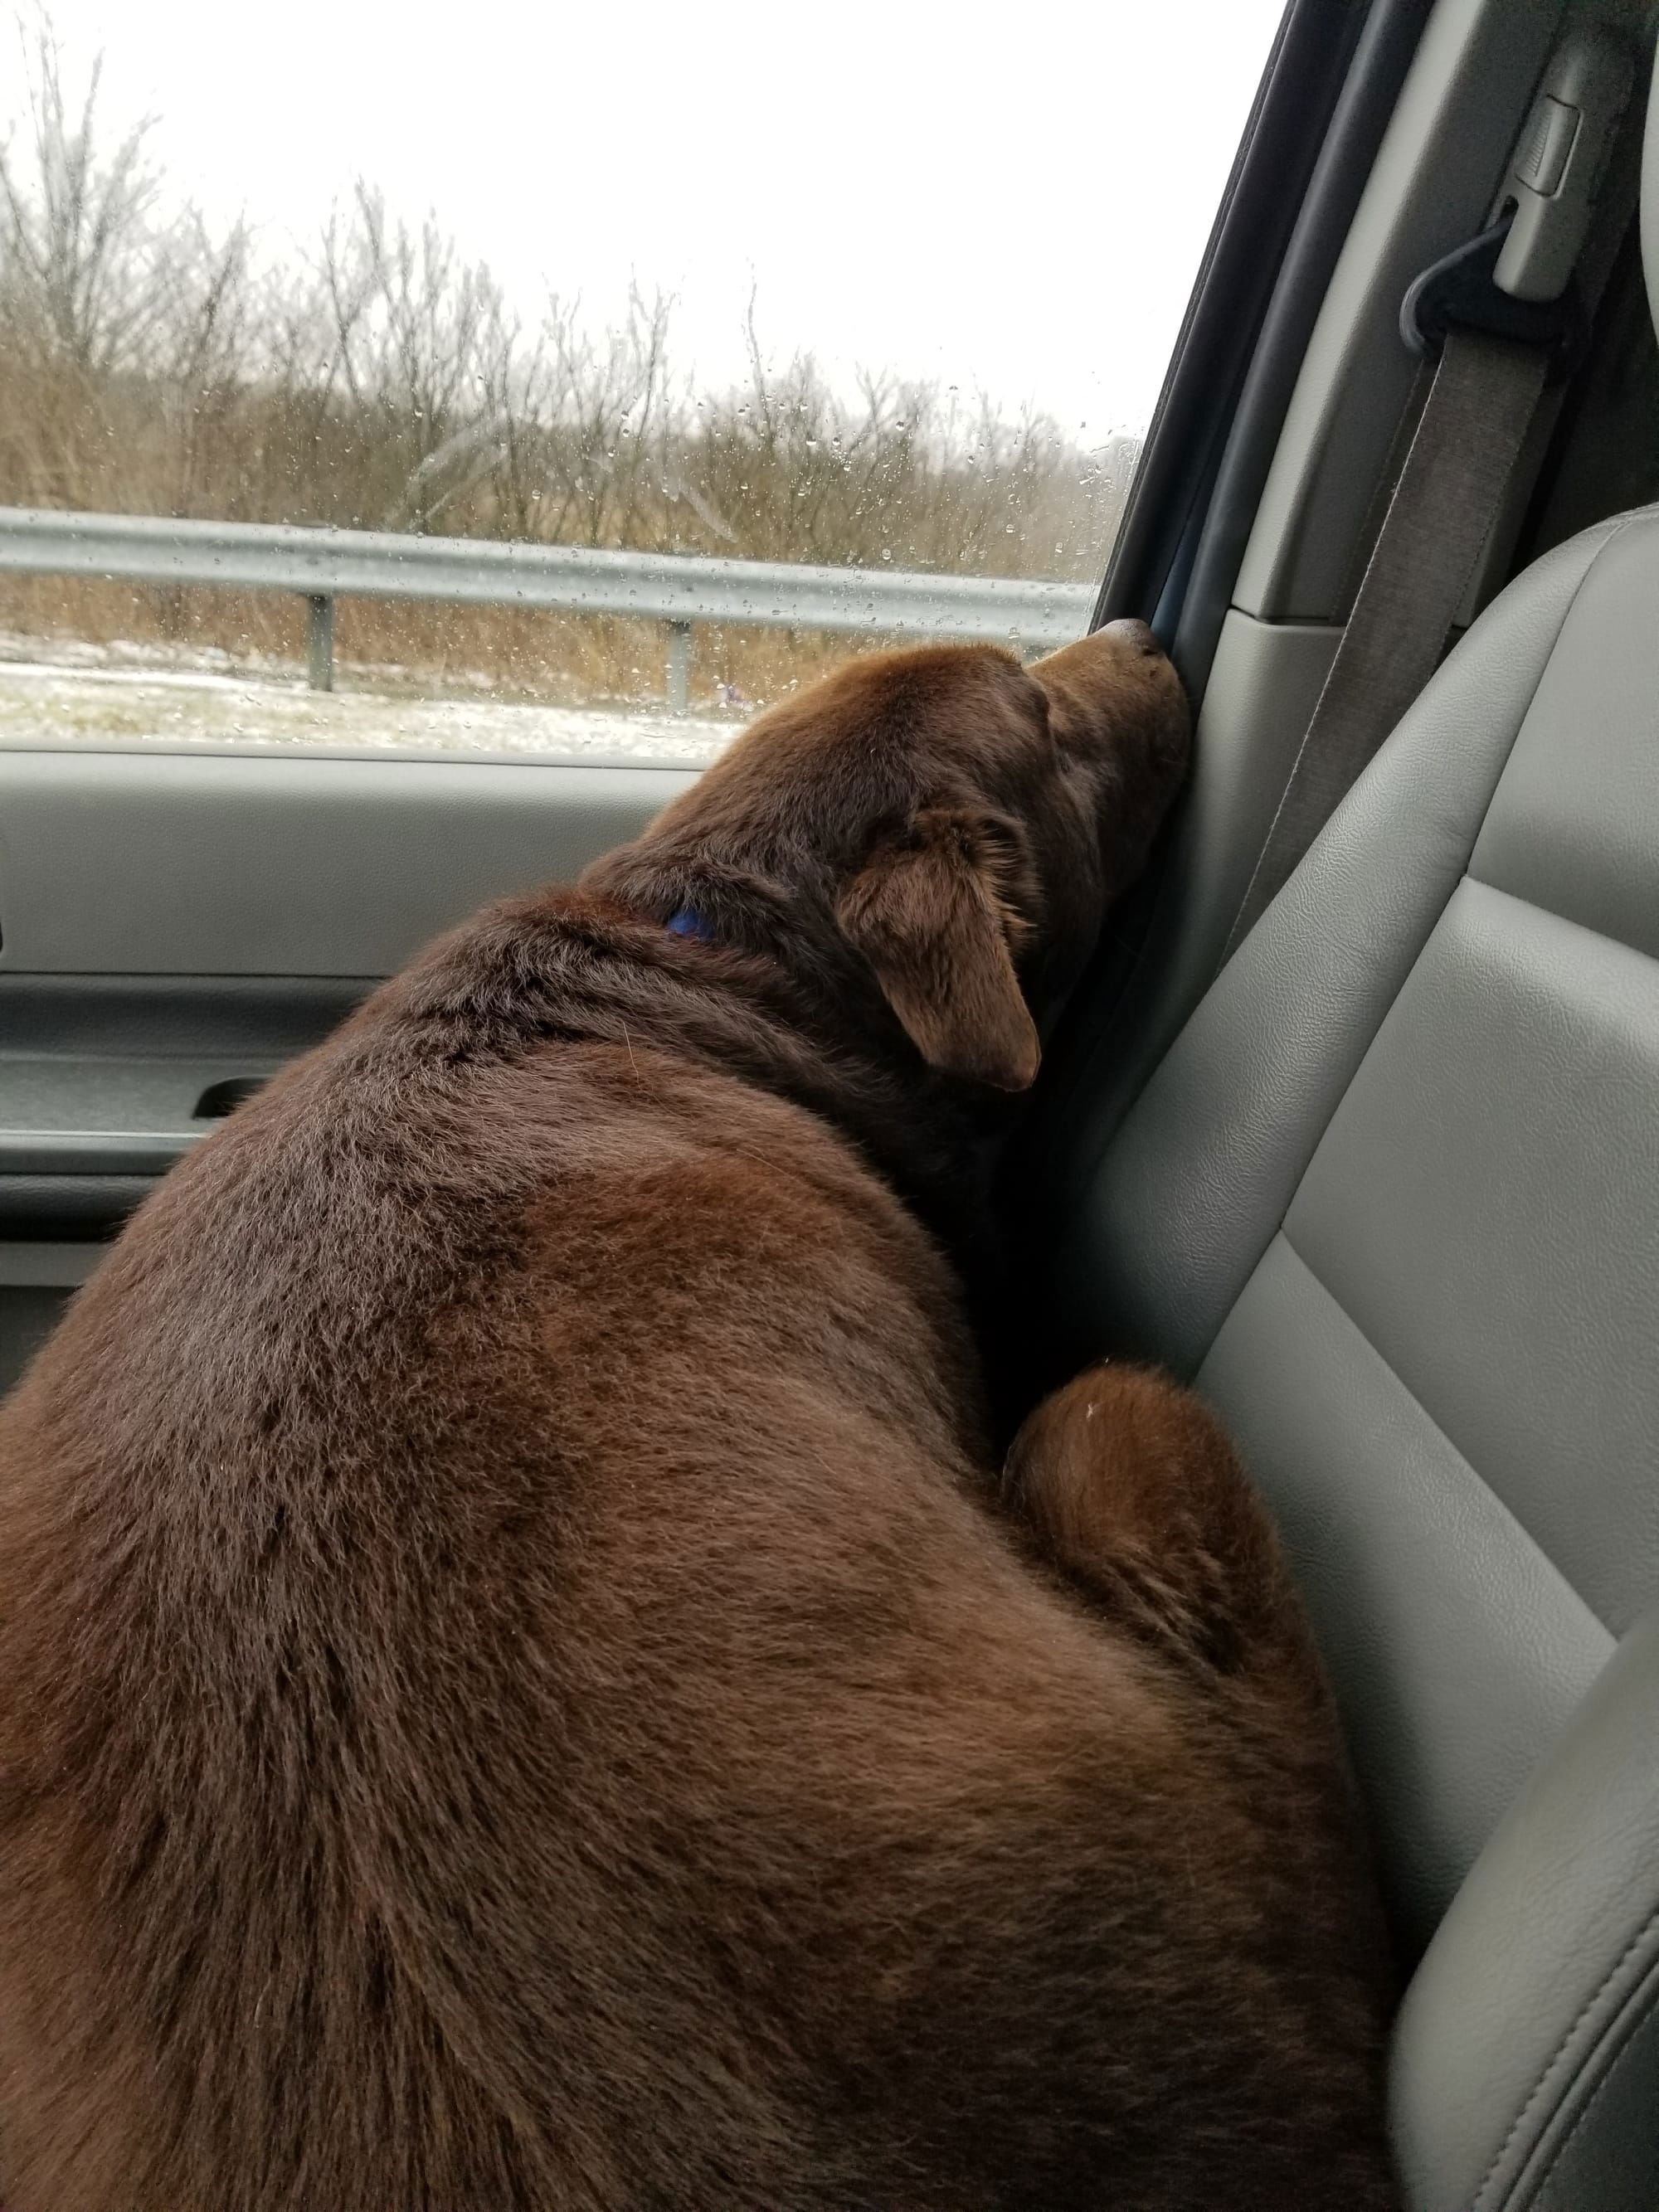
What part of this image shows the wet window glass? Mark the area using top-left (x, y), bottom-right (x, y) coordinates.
top-left (0, 0), bottom-right (1286, 761)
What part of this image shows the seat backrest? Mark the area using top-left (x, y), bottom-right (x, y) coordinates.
top-left (1053, 56), bottom-right (1659, 2212)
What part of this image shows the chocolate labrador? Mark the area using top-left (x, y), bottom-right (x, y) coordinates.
top-left (0, 625), bottom-right (1397, 2210)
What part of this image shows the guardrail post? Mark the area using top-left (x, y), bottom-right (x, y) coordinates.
top-left (665, 619), bottom-right (692, 716)
top-left (306, 594), bottom-right (335, 693)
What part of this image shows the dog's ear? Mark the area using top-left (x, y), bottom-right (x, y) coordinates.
top-left (835, 807), bottom-right (1039, 1091)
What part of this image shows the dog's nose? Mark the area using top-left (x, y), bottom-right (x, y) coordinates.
top-left (1101, 617), bottom-right (1165, 659)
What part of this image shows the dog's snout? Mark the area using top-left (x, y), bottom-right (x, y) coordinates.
top-left (1101, 617), bottom-right (1164, 659)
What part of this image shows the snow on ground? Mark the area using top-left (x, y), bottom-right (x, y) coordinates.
top-left (0, 634), bottom-right (739, 766)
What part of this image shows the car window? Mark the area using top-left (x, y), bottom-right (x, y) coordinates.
top-left (0, 0), bottom-right (1287, 765)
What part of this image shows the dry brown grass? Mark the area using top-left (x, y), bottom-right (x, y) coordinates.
top-left (0, 575), bottom-right (928, 712)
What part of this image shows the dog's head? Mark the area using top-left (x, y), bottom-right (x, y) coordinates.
top-left (584, 622), bottom-right (1190, 1094)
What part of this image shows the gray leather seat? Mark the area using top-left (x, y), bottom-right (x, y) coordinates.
top-left (1049, 60), bottom-right (1659, 2212)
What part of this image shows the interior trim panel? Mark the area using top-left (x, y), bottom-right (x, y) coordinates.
top-left (0, 746), bottom-right (696, 975)
top-left (0, 748), bottom-right (688, 1240)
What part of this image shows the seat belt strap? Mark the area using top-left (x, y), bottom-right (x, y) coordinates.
top-left (1221, 325), bottom-right (1551, 961)
top-left (1215, 30), bottom-right (1636, 960)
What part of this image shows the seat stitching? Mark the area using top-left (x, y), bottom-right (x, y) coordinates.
top-left (1472, 1900), bottom-right (1659, 2212)
top-left (1274, 873), bottom-right (1659, 1634)
top-left (1516, 1959), bottom-right (1659, 2210)
top-left (1272, 1230), bottom-right (1613, 1637)
top-left (1462, 871), bottom-right (1659, 976)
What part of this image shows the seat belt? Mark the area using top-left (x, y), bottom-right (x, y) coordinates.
top-left (1219, 17), bottom-right (1635, 961)
top-left (1220, 311), bottom-right (1553, 960)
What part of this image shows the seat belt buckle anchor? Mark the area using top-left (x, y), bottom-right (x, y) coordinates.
top-left (1399, 213), bottom-right (1588, 382)
top-left (1402, 28), bottom-right (1634, 384)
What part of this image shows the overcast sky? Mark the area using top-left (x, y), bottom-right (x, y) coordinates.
top-left (13, 0), bottom-right (1286, 440)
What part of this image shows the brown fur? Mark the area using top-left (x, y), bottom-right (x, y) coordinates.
top-left (0, 625), bottom-right (1398, 2210)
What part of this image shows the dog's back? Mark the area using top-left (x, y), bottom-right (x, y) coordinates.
top-left (0, 640), bottom-right (1394, 2211)
top-left (0, 936), bottom-right (951, 2202)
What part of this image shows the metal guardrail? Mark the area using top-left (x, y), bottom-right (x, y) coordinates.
top-left (0, 506), bottom-right (1097, 714)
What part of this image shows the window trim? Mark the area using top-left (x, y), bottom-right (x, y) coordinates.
top-left (1096, 0), bottom-right (1430, 705)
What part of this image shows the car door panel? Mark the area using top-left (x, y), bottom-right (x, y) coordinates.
top-left (0, 747), bottom-right (692, 1378)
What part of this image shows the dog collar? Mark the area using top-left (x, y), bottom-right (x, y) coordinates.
top-left (665, 907), bottom-right (713, 942)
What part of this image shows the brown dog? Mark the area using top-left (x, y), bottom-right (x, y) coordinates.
top-left (0, 626), bottom-right (1397, 2210)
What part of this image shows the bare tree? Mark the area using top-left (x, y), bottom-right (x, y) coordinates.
top-left (0, 19), bottom-right (171, 377)
top-left (539, 284), bottom-right (674, 547)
